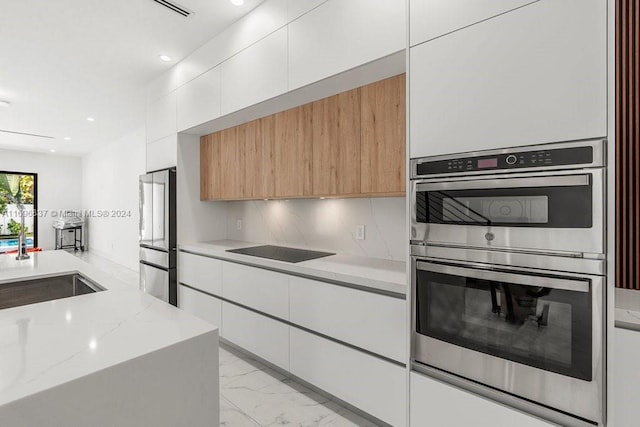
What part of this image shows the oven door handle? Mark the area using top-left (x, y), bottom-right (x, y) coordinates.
top-left (414, 174), bottom-right (590, 192)
top-left (416, 261), bottom-right (590, 293)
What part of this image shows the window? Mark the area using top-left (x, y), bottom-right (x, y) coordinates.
top-left (0, 171), bottom-right (38, 253)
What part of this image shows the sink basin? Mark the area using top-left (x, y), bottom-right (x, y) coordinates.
top-left (0, 274), bottom-right (104, 310)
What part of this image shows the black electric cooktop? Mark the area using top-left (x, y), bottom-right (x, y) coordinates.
top-left (226, 245), bottom-right (335, 263)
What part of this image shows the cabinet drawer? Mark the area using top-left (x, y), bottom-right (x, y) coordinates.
top-left (410, 371), bottom-right (554, 426)
top-left (179, 252), bottom-right (223, 295)
top-left (289, 276), bottom-right (406, 362)
top-left (222, 302), bottom-right (289, 370)
top-left (290, 328), bottom-right (405, 426)
top-left (222, 262), bottom-right (289, 319)
top-left (178, 285), bottom-right (222, 333)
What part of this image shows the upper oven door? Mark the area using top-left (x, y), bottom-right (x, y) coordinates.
top-left (410, 168), bottom-right (605, 257)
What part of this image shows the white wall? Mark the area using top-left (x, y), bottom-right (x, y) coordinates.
top-left (177, 134), bottom-right (227, 245)
top-left (0, 149), bottom-right (82, 251)
top-left (81, 127), bottom-right (146, 271)
top-left (226, 197), bottom-right (406, 261)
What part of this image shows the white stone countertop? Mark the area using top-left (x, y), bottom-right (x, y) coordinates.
top-left (0, 250), bottom-right (217, 408)
top-left (616, 287), bottom-right (640, 332)
top-left (179, 240), bottom-right (407, 296)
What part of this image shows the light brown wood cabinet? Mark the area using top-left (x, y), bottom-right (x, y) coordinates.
top-left (361, 74), bottom-right (406, 195)
top-left (200, 74), bottom-right (406, 201)
top-left (239, 117), bottom-right (276, 199)
top-left (219, 127), bottom-right (242, 200)
top-left (200, 132), bottom-right (222, 200)
top-left (274, 105), bottom-right (313, 198)
top-left (312, 89), bottom-right (361, 196)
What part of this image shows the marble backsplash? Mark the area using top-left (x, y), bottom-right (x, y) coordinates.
top-left (226, 197), bottom-right (407, 261)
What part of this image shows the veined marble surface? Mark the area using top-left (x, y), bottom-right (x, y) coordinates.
top-left (0, 250), bottom-right (217, 408)
top-left (226, 198), bottom-right (407, 262)
top-left (616, 287), bottom-right (640, 332)
top-left (180, 239), bottom-right (407, 295)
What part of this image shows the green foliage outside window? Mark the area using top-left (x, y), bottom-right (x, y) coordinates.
top-left (0, 173), bottom-right (35, 215)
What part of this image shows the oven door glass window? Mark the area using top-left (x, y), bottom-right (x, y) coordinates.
top-left (415, 265), bottom-right (592, 381)
top-left (415, 176), bottom-right (592, 228)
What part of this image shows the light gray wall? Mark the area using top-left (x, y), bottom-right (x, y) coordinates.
top-left (0, 149), bottom-right (82, 251)
top-left (81, 127), bottom-right (146, 271)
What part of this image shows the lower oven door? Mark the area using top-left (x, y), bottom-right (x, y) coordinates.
top-left (412, 258), bottom-right (604, 424)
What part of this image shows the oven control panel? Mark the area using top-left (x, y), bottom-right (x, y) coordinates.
top-left (415, 146), bottom-right (594, 176)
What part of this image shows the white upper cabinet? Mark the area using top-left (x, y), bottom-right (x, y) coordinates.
top-left (288, 0), bottom-right (406, 90)
top-left (176, 67), bottom-right (221, 132)
top-left (220, 27), bottom-right (288, 115)
top-left (147, 0), bottom-right (288, 99)
top-left (146, 134), bottom-right (177, 172)
top-left (409, 0), bottom-right (607, 158)
top-left (287, 0), bottom-right (328, 22)
top-left (146, 91), bottom-right (176, 143)
top-left (410, 0), bottom-right (536, 46)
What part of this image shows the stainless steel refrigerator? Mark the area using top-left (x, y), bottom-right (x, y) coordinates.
top-left (139, 168), bottom-right (177, 306)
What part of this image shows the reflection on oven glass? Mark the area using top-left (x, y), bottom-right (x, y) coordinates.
top-left (427, 281), bottom-right (572, 367)
top-left (442, 196), bottom-right (549, 224)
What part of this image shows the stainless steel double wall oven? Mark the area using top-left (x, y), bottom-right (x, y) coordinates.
top-left (410, 139), bottom-right (606, 426)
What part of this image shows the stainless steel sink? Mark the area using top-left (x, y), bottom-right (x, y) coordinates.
top-left (0, 274), bottom-right (104, 310)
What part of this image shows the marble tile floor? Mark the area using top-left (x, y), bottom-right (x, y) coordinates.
top-left (75, 250), bottom-right (381, 426)
top-left (219, 344), bottom-right (381, 427)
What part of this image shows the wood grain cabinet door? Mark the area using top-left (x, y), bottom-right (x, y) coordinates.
top-left (200, 132), bottom-right (222, 200)
top-left (239, 117), bottom-right (276, 199)
top-left (312, 89), bottom-right (361, 196)
top-left (274, 105), bottom-right (313, 198)
top-left (219, 127), bottom-right (242, 200)
top-left (361, 74), bottom-right (406, 195)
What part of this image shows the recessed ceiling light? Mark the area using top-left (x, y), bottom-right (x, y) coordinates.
top-left (0, 100), bottom-right (10, 107)
top-left (50, 149), bottom-right (56, 153)
top-left (159, 54), bottom-right (172, 62)
top-left (63, 137), bottom-right (71, 141)
top-left (230, 0), bottom-right (244, 5)
top-left (87, 117), bottom-right (95, 122)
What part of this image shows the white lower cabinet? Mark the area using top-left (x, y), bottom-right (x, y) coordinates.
top-left (290, 328), bottom-right (406, 427)
top-left (222, 302), bottom-right (290, 371)
top-left (222, 262), bottom-right (289, 320)
top-left (289, 276), bottom-right (406, 363)
top-left (178, 285), bottom-right (223, 333)
top-left (614, 327), bottom-right (640, 427)
top-left (178, 252), bottom-right (222, 295)
top-left (410, 371), bottom-right (555, 426)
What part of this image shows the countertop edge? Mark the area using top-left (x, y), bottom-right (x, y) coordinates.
top-left (178, 241), bottom-right (408, 297)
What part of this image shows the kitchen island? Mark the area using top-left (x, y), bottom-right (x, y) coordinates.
top-left (0, 250), bottom-right (219, 427)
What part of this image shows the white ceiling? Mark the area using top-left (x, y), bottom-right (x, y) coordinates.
top-left (0, 0), bottom-right (264, 156)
